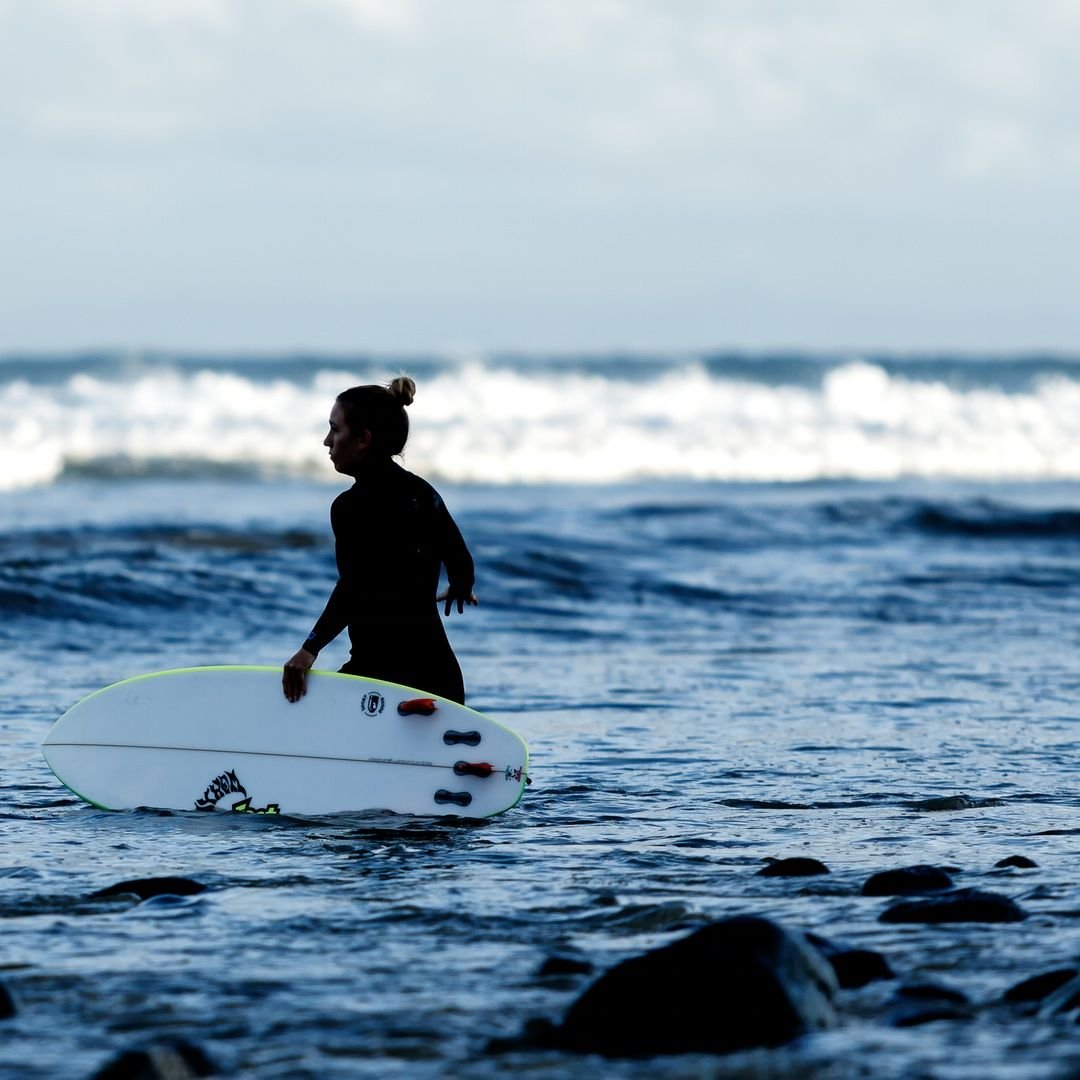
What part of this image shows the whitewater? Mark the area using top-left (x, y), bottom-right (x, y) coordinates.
top-left (4, 353), bottom-right (1080, 489)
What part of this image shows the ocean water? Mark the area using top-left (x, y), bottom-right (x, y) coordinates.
top-left (3, 353), bottom-right (1080, 1078)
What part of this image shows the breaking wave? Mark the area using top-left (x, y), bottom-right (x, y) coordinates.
top-left (4, 353), bottom-right (1080, 489)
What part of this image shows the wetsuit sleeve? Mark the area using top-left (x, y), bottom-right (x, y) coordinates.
top-left (435, 494), bottom-right (475, 594)
top-left (301, 581), bottom-right (349, 657)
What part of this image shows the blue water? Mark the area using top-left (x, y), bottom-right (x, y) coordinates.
top-left (3, 355), bottom-right (1080, 1077)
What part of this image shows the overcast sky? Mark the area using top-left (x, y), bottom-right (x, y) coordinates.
top-left (2, 0), bottom-right (1079, 353)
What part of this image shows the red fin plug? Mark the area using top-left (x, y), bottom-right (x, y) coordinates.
top-left (398, 698), bottom-right (438, 716)
top-left (453, 761), bottom-right (494, 778)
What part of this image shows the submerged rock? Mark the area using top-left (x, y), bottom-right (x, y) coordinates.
top-left (823, 948), bottom-right (894, 989)
top-left (896, 982), bottom-right (969, 1005)
top-left (995, 855), bottom-right (1038, 869)
top-left (862, 865), bottom-right (954, 896)
top-left (908, 794), bottom-right (999, 812)
top-left (1037, 974), bottom-right (1080, 1017)
top-left (757, 857), bottom-right (831, 878)
top-left (1003, 968), bottom-right (1078, 1004)
top-left (553, 915), bottom-right (837, 1057)
top-left (586, 900), bottom-right (697, 933)
top-left (885, 982), bottom-right (973, 1027)
top-left (880, 888), bottom-right (1026, 924)
top-left (537, 955), bottom-right (594, 978)
top-left (89, 877), bottom-right (207, 901)
top-left (92, 1043), bottom-right (216, 1079)
top-left (887, 1001), bottom-right (973, 1027)
top-left (804, 933), bottom-right (894, 989)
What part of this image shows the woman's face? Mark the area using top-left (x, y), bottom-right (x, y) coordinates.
top-left (324, 401), bottom-right (370, 475)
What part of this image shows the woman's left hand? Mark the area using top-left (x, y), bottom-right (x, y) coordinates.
top-left (437, 587), bottom-right (479, 616)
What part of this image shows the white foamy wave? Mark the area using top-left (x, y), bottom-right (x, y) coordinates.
top-left (5, 361), bottom-right (1080, 490)
top-left (0, 368), bottom-right (351, 492)
top-left (399, 361), bottom-right (1080, 484)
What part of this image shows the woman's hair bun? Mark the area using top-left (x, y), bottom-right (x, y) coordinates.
top-left (388, 376), bottom-right (416, 407)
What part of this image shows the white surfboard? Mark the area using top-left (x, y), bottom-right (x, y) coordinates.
top-left (42, 667), bottom-right (529, 818)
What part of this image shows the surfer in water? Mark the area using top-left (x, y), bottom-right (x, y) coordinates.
top-left (282, 377), bottom-right (477, 705)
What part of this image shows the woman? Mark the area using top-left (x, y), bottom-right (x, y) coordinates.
top-left (282, 377), bottom-right (477, 704)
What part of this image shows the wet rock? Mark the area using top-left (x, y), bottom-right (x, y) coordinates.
top-left (888, 1002), bottom-right (973, 1027)
top-left (896, 982), bottom-right (969, 1005)
top-left (995, 855), bottom-right (1038, 869)
top-left (885, 983), bottom-right (973, 1027)
top-left (537, 955), bottom-right (594, 978)
top-left (92, 1043), bottom-right (216, 1080)
top-left (826, 948), bottom-right (894, 989)
top-left (1038, 974), bottom-right (1080, 1016)
top-left (880, 888), bottom-right (1026, 924)
top-left (1003, 968), bottom-right (1077, 1004)
top-left (0, 982), bottom-right (15, 1019)
top-left (554, 916), bottom-right (837, 1057)
top-left (89, 877), bottom-right (207, 901)
top-left (757, 857), bottom-right (831, 878)
top-left (804, 934), bottom-right (893, 988)
top-left (862, 865), bottom-right (953, 897)
top-left (588, 901), bottom-right (698, 933)
top-left (908, 794), bottom-right (999, 811)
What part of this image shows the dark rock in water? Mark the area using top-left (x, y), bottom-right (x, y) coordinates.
top-left (880, 888), bottom-right (1026, 924)
top-left (588, 900), bottom-right (697, 933)
top-left (803, 934), bottom-right (893, 989)
top-left (885, 983), bottom-right (973, 1026)
top-left (757, 857), bottom-right (830, 878)
top-left (828, 948), bottom-right (895, 989)
top-left (1037, 974), bottom-right (1080, 1016)
top-left (89, 877), bottom-right (207, 901)
top-left (538, 955), bottom-right (594, 978)
top-left (897, 982), bottom-right (969, 1005)
top-left (92, 1043), bottom-right (216, 1079)
top-left (888, 1002), bottom-right (973, 1027)
top-left (862, 865), bottom-right (953, 896)
top-left (908, 794), bottom-right (999, 812)
top-left (995, 855), bottom-right (1038, 869)
top-left (554, 916), bottom-right (837, 1057)
top-left (0, 982), bottom-right (15, 1019)
top-left (1003, 968), bottom-right (1078, 1004)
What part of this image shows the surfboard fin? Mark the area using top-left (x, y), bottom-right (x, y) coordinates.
top-left (398, 698), bottom-right (438, 716)
top-left (443, 729), bottom-right (481, 746)
top-left (434, 789), bottom-right (473, 807)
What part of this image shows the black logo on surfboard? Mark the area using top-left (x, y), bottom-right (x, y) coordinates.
top-left (195, 769), bottom-right (279, 815)
top-left (361, 692), bottom-right (386, 716)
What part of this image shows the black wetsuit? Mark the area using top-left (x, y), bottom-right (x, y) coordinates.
top-left (302, 457), bottom-right (474, 703)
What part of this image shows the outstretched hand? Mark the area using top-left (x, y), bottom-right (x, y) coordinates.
top-left (282, 648), bottom-right (316, 702)
top-left (437, 586), bottom-right (479, 616)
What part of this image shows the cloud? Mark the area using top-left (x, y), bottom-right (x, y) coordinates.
top-left (946, 120), bottom-right (1034, 181)
top-left (45, 0), bottom-right (233, 29)
top-left (31, 103), bottom-right (202, 145)
top-left (309, 0), bottom-right (420, 36)
top-left (2, 0), bottom-right (1080, 349)
top-left (6, 0), bottom-right (1080, 186)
